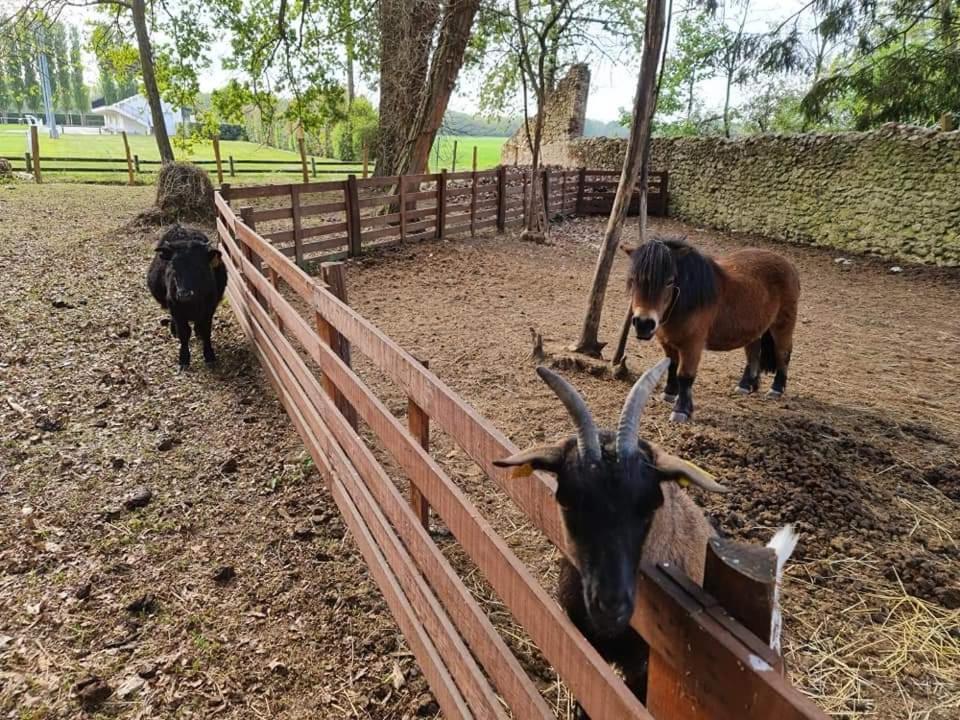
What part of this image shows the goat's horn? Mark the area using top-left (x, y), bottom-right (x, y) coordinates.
top-left (616, 358), bottom-right (672, 459)
top-left (536, 366), bottom-right (601, 462)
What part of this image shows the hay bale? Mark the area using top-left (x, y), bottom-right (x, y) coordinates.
top-left (137, 161), bottom-right (215, 226)
top-left (0, 158), bottom-right (12, 179)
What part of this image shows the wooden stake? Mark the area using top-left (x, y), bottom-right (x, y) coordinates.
top-left (228, 155), bottom-right (236, 177)
top-left (362, 143), bottom-right (369, 178)
top-left (319, 262), bottom-right (358, 430)
top-left (297, 133), bottom-right (309, 183)
top-left (30, 125), bottom-right (41, 183)
top-left (408, 357), bottom-right (431, 530)
top-left (121, 131), bottom-right (134, 185)
top-left (472, 145), bottom-right (478, 171)
top-left (399, 176), bottom-right (408, 241)
top-left (212, 136), bottom-right (224, 184)
top-left (452, 140), bottom-right (458, 172)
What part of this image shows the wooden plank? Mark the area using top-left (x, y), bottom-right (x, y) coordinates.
top-left (300, 200), bottom-right (346, 216)
top-left (121, 131), bottom-right (134, 185)
top-left (703, 537), bottom-right (778, 648)
top-left (250, 206), bottom-right (294, 222)
top-left (646, 648), bottom-right (709, 720)
top-left (473, 218), bottom-right (498, 232)
top-left (634, 563), bottom-right (829, 720)
top-left (221, 282), bottom-right (474, 720)
top-left (496, 165), bottom-right (507, 231)
top-left (404, 218), bottom-right (436, 234)
top-left (221, 248), bottom-right (550, 719)
top-left (404, 172), bottom-right (441, 184)
top-left (357, 193), bottom-right (400, 209)
top-left (301, 237), bottom-right (348, 256)
top-left (291, 184), bottom-right (304, 265)
top-left (302, 221), bottom-right (350, 239)
top-left (470, 167), bottom-right (479, 236)
top-left (436, 170), bottom-right (447, 240)
top-left (319, 262), bottom-right (358, 430)
top-left (235, 221), bottom-right (316, 301)
top-left (213, 137), bottom-right (224, 184)
top-left (345, 175), bottom-right (362, 257)
top-left (445, 170), bottom-right (474, 181)
top-left (399, 177), bottom-right (408, 241)
top-left (405, 190), bottom-right (438, 202)
top-left (446, 187), bottom-right (472, 200)
top-left (214, 192), bottom-right (236, 232)
top-left (30, 126), bottom-right (40, 183)
top-left (227, 183), bottom-right (299, 200)
top-left (360, 225), bottom-right (402, 243)
top-left (408, 358), bottom-right (431, 531)
top-left (357, 175), bottom-right (399, 189)
top-left (406, 207), bottom-right (438, 222)
top-left (358, 211), bottom-right (402, 229)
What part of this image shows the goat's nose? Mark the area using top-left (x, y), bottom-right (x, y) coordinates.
top-left (177, 289), bottom-right (196, 301)
top-left (597, 592), bottom-right (633, 622)
top-left (633, 316), bottom-right (656, 337)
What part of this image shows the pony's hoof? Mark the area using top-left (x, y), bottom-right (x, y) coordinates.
top-left (735, 385), bottom-right (753, 395)
top-left (766, 389), bottom-right (784, 400)
top-left (669, 411), bottom-right (691, 423)
top-left (661, 392), bottom-right (678, 404)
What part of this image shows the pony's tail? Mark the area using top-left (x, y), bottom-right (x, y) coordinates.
top-left (767, 524), bottom-right (799, 654)
top-left (759, 331), bottom-right (777, 374)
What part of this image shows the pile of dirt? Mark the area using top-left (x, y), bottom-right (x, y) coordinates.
top-left (135, 161), bottom-right (215, 226)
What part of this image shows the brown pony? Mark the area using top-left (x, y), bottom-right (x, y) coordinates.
top-left (624, 237), bottom-right (800, 422)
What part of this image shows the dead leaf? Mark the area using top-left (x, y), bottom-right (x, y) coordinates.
top-left (390, 661), bottom-right (405, 690)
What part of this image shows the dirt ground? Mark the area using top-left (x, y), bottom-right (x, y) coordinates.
top-left (1, 182), bottom-right (958, 720)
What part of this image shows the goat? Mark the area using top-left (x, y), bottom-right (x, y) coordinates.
top-left (494, 359), bottom-right (797, 715)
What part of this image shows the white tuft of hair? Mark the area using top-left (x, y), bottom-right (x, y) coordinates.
top-left (766, 524), bottom-right (798, 654)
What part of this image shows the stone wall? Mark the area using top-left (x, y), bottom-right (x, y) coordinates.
top-left (566, 125), bottom-right (960, 266)
top-left (501, 64), bottom-right (590, 167)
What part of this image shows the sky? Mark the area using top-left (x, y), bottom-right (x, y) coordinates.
top-left (54, 0), bottom-right (812, 124)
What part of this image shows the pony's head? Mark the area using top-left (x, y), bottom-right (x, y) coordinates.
top-left (623, 237), bottom-right (718, 340)
top-left (494, 360), bottom-right (727, 637)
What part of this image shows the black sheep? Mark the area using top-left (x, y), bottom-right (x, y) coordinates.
top-left (147, 225), bottom-right (227, 370)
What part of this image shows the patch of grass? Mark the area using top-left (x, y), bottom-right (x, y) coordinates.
top-left (429, 135), bottom-right (506, 172)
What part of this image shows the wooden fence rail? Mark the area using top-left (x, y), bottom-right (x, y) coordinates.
top-left (214, 186), bottom-right (829, 720)
top-left (217, 166), bottom-right (668, 268)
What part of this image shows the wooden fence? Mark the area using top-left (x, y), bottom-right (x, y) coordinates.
top-left (220, 166), bottom-right (668, 267)
top-left (214, 185), bottom-right (829, 719)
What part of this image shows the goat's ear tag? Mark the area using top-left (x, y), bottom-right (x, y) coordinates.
top-left (676, 476), bottom-right (691, 487)
top-left (511, 463), bottom-right (534, 478)
top-left (674, 459), bottom-right (714, 486)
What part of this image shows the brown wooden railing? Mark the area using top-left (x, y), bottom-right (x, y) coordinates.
top-left (214, 185), bottom-right (828, 719)
top-left (219, 166), bottom-right (668, 267)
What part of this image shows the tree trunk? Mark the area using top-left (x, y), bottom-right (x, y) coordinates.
top-left (375, 0), bottom-right (439, 176)
top-left (723, 67), bottom-right (733, 138)
top-left (392, 0), bottom-right (481, 177)
top-left (342, 0), bottom-right (355, 108)
top-left (131, 0), bottom-right (174, 163)
top-left (573, 0), bottom-right (668, 357)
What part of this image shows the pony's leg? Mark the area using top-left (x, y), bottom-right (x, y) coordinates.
top-left (736, 339), bottom-right (762, 395)
top-left (766, 318), bottom-right (796, 399)
top-left (661, 344), bottom-right (680, 404)
top-left (671, 343), bottom-right (703, 423)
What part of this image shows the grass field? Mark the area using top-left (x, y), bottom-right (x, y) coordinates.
top-left (0, 126), bottom-right (508, 182)
top-left (429, 135), bottom-right (507, 171)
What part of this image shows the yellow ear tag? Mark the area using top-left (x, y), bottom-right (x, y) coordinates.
top-left (676, 458), bottom-right (716, 486)
top-left (676, 476), bottom-right (691, 487)
top-left (511, 463), bottom-right (534, 478)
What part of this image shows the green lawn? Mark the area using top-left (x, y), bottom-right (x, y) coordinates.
top-left (429, 135), bottom-right (507, 172)
top-left (0, 127), bottom-right (508, 182)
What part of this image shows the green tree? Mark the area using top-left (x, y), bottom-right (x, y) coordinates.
top-left (69, 26), bottom-right (89, 114)
top-left (5, 40), bottom-right (26, 111)
top-left (50, 22), bottom-right (71, 113)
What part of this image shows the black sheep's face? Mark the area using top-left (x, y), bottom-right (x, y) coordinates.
top-left (493, 363), bottom-right (729, 638)
top-left (158, 242), bottom-right (221, 304)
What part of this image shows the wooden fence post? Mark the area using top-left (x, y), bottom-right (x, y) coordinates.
top-left (319, 262), bottom-right (358, 430)
top-left (436, 169), bottom-right (447, 239)
top-left (451, 140), bottom-right (458, 172)
top-left (24, 152), bottom-right (31, 173)
top-left (496, 165), bottom-right (507, 232)
top-left (362, 143), bottom-right (369, 178)
top-left (399, 176), bottom-right (408, 241)
top-left (239, 206), bottom-right (264, 307)
top-left (408, 357), bottom-right (431, 530)
top-left (134, 154), bottom-right (141, 174)
top-left (297, 132), bottom-right (309, 183)
top-left (542, 167), bottom-right (551, 218)
top-left (291, 184), bottom-right (304, 266)
top-left (220, 183), bottom-right (231, 204)
top-left (703, 537), bottom-right (783, 674)
top-left (311, 156), bottom-right (317, 178)
top-left (30, 125), bottom-right (40, 183)
top-left (121, 131), bottom-right (134, 186)
top-left (212, 136), bottom-right (224, 184)
top-left (345, 174), bottom-right (362, 257)
top-left (228, 155), bottom-right (236, 177)
top-left (941, 112), bottom-right (955, 131)
top-left (267, 267), bottom-right (284, 334)
top-left (470, 159), bottom-right (478, 237)
top-left (576, 167), bottom-right (587, 215)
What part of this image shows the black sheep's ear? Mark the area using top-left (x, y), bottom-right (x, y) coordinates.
top-left (493, 443), bottom-right (565, 478)
top-left (208, 248), bottom-right (222, 267)
top-left (156, 246), bottom-right (173, 260)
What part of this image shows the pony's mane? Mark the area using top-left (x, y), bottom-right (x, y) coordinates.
top-left (628, 236), bottom-right (719, 318)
